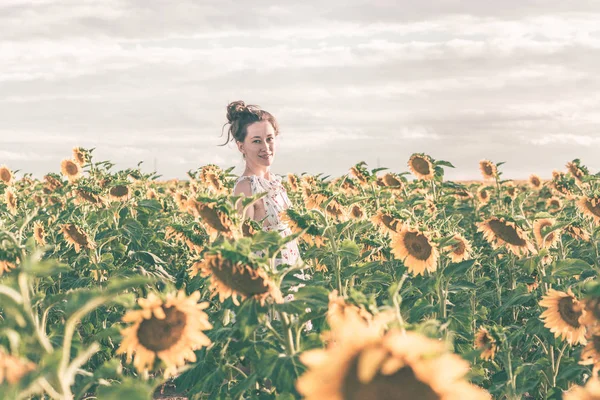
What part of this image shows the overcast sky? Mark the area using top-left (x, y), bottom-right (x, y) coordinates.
top-left (1, 0), bottom-right (599, 181)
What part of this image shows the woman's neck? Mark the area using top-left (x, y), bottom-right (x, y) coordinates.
top-left (243, 165), bottom-right (272, 180)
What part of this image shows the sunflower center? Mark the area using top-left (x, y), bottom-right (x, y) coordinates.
top-left (585, 200), bottom-right (600, 217)
top-left (482, 163), bottom-right (494, 176)
top-left (0, 169), bottom-right (10, 182)
top-left (532, 177), bottom-right (540, 186)
top-left (342, 354), bottom-right (439, 400)
top-left (137, 306), bottom-right (187, 352)
top-left (411, 158), bottom-right (431, 175)
top-left (211, 259), bottom-right (269, 296)
top-left (110, 185), bottom-right (129, 198)
top-left (198, 205), bottom-right (229, 232)
top-left (65, 225), bottom-right (90, 245)
top-left (352, 206), bottom-right (363, 218)
top-left (65, 162), bottom-right (79, 175)
top-left (487, 220), bottom-right (526, 246)
top-left (558, 297), bottom-right (582, 328)
top-left (403, 232), bottom-right (432, 261)
top-left (480, 190), bottom-right (488, 200)
top-left (452, 240), bottom-right (465, 255)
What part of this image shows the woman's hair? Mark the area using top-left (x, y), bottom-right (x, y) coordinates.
top-left (219, 100), bottom-right (280, 146)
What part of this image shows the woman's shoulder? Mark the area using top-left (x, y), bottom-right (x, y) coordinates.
top-left (233, 175), bottom-right (254, 196)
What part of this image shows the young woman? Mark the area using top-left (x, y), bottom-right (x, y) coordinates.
top-left (220, 100), bottom-right (302, 268)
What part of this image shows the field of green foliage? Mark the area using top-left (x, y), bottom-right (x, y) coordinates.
top-left (1, 148), bottom-right (600, 399)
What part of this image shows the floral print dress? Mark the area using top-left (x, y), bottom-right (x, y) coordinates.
top-left (235, 174), bottom-right (302, 267)
top-left (234, 174), bottom-right (312, 329)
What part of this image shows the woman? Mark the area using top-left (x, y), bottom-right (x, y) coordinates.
top-left (221, 100), bottom-right (302, 269)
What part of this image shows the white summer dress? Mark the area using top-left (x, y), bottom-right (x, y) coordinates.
top-left (234, 174), bottom-right (302, 267)
top-left (234, 174), bottom-right (312, 329)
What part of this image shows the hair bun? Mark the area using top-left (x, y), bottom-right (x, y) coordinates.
top-left (226, 100), bottom-right (249, 123)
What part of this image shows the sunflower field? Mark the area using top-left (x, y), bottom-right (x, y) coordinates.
top-left (1, 148), bottom-right (600, 399)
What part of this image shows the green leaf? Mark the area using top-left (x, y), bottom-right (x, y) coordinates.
top-left (132, 250), bottom-right (166, 266)
top-left (552, 258), bottom-right (593, 277)
top-left (435, 160), bottom-right (455, 168)
top-left (444, 259), bottom-right (476, 277)
top-left (339, 240), bottom-right (360, 263)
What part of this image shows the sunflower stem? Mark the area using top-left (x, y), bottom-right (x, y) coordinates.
top-left (552, 342), bottom-right (569, 387)
top-left (280, 312), bottom-right (296, 355)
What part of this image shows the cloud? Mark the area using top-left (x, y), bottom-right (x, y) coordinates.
top-left (529, 134), bottom-right (600, 146)
top-left (1, 2), bottom-right (600, 179)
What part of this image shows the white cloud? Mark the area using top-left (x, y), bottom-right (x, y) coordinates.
top-left (529, 134), bottom-right (600, 146)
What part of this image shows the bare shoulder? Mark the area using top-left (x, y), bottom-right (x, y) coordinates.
top-left (233, 177), bottom-right (252, 197)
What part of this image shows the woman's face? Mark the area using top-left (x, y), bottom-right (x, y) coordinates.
top-left (237, 120), bottom-right (277, 168)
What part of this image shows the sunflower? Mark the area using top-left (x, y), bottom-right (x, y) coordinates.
top-left (533, 218), bottom-right (560, 249)
top-left (325, 198), bottom-right (347, 221)
top-left (200, 165), bottom-right (226, 194)
top-left (0, 349), bottom-right (35, 385)
top-left (577, 196), bottom-right (600, 225)
top-left (173, 191), bottom-right (189, 212)
top-left (476, 186), bottom-right (490, 205)
top-left (305, 192), bottom-right (328, 210)
top-left (370, 211), bottom-right (403, 237)
top-left (540, 288), bottom-right (587, 345)
top-left (60, 223), bottom-right (96, 253)
top-left (109, 185), bottom-right (131, 202)
top-left (546, 197), bottom-right (563, 213)
top-left (477, 217), bottom-right (535, 256)
top-left (552, 170), bottom-right (563, 180)
top-left (33, 221), bottom-right (46, 247)
top-left (424, 194), bottom-right (437, 214)
top-left (567, 161), bottom-right (586, 182)
top-left (0, 259), bottom-right (17, 276)
top-left (188, 200), bottom-right (237, 240)
top-left (349, 163), bottom-right (369, 186)
top-left (287, 173), bottom-right (299, 192)
top-left (349, 204), bottom-right (365, 220)
top-left (381, 173), bottom-right (403, 190)
top-left (189, 252), bottom-right (282, 306)
top-left (280, 210), bottom-right (326, 248)
top-left (74, 188), bottom-right (106, 207)
top-left (72, 147), bottom-right (88, 167)
top-left (146, 188), bottom-right (158, 200)
top-left (242, 219), bottom-right (259, 237)
top-left (0, 165), bottom-right (14, 186)
top-left (474, 327), bottom-right (497, 361)
top-left (296, 313), bottom-right (490, 400)
top-left (443, 234), bottom-right (472, 263)
top-left (4, 188), bottom-right (18, 215)
top-left (580, 327), bottom-right (600, 372)
top-left (564, 224), bottom-right (590, 242)
top-left (301, 174), bottom-right (317, 189)
top-left (327, 290), bottom-right (373, 330)
top-left (338, 177), bottom-right (360, 196)
top-left (504, 181), bottom-right (517, 199)
top-left (391, 226), bottom-right (438, 276)
top-left (117, 290), bottom-right (212, 377)
top-left (32, 194), bottom-right (44, 207)
top-left (408, 154), bottom-right (434, 180)
top-left (479, 160), bottom-right (497, 180)
top-left (60, 158), bottom-right (82, 183)
top-left (44, 174), bottom-right (63, 191)
top-left (563, 378), bottom-right (600, 400)
top-left (529, 174), bottom-right (543, 190)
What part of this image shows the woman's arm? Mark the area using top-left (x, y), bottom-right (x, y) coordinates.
top-left (233, 179), bottom-right (254, 220)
